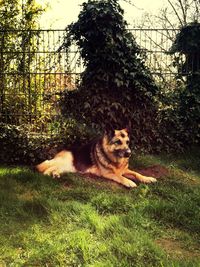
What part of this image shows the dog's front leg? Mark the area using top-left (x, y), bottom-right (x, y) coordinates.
top-left (123, 169), bottom-right (157, 184)
top-left (102, 172), bottom-right (137, 188)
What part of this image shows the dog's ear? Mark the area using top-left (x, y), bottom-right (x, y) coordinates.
top-left (123, 121), bottom-right (131, 136)
top-left (105, 126), bottom-right (115, 140)
top-left (124, 126), bottom-right (131, 135)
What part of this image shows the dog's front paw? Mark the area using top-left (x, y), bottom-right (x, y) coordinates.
top-left (142, 176), bottom-right (157, 183)
top-left (123, 179), bottom-right (137, 188)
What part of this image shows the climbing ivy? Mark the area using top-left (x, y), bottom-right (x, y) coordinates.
top-left (60, 0), bottom-right (159, 151)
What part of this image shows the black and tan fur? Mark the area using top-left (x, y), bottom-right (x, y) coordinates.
top-left (36, 128), bottom-right (157, 188)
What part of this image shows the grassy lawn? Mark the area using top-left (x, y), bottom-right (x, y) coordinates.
top-left (0, 149), bottom-right (200, 266)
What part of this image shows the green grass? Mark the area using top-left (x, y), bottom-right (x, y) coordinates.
top-left (0, 148), bottom-right (200, 267)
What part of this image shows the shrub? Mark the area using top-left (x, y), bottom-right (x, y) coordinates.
top-left (168, 23), bottom-right (200, 146)
top-left (0, 123), bottom-right (52, 164)
top-left (0, 121), bottom-right (98, 165)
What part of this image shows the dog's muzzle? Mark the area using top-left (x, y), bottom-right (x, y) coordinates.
top-left (124, 149), bottom-right (131, 158)
top-left (115, 149), bottom-right (131, 158)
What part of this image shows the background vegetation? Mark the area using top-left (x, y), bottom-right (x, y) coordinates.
top-left (0, 0), bottom-right (199, 162)
top-left (0, 0), bottom-right (45, 125)
top-left (0, 0), bottom-right (200, 158)
top-left (59, 0), bottom-right (199, 153)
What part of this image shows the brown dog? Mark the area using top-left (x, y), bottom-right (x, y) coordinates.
top-left (36, 128), bottom-right (157, 188)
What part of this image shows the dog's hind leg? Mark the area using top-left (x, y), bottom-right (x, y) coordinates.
top-left (36, 159), bottom-right (61, 178)
top-left (36, 150), bottom-right (76, 178)
top-left (43, 166), bottom-right (61, 178)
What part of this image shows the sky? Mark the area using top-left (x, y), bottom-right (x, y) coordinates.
top-left (38, 0), bottom-right (164, 29)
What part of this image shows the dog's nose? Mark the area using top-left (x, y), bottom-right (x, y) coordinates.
top-left (124, 149), bottom-right (131, 158)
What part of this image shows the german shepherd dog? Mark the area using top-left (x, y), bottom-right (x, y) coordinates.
top-left (36, 128), bottom-right (157, 188)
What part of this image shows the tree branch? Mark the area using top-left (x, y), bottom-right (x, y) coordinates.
top-left (167, 0), bottom-right (184, 26)
top-left (177, 0), bottom-right (187, 25)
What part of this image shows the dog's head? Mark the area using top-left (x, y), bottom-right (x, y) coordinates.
top-left (103, 128), bottom-right (131, 159)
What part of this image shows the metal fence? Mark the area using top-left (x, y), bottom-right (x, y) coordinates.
top-left (0, 28), bottom-right (180, 134)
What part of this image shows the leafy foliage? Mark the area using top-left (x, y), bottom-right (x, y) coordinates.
top-left (0, 121), bottom-right (97, 165)
top-left (178, 74), bottom-right (200, 144)
top-left (0, 123), bottom-right (47, 164)
top-left (60, 0), bottom-right (159, 151)
top-left (168, 23), bottom-right (200, 146)
top-left (0, 0), bottom-right (45, 125)
top-left (170, 23), bottom-right (200, 54)
top-left (170, 23), bottom-right (200, 73)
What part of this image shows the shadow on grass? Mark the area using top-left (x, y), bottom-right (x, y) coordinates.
top-left (0, 167), bottom-right (52, 227)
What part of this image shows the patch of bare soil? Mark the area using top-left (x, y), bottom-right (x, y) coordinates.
top-left (156, 238), bottom-right (200, 260)
top-left (136, 165), bottom-right (169, 179)
top-left (59, 165), bottom-right (169, 189)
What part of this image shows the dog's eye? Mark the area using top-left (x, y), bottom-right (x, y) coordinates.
top-left (114, 140), bottom-right (122, 145)
top-left (126, 140), bottom-right (130, 145)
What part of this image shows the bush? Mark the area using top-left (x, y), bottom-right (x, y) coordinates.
top-left (0, 123), bottom-right (51, 165)
top-left (0, 121), bottom-right (99, 165)
top-left (168, 23), bottom-right (200, 147)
